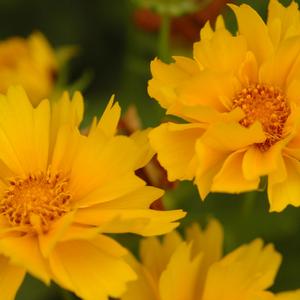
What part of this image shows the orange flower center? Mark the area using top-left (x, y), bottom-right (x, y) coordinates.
top-left (0, 170), bottom-right (71, 233)
top-left (232, 84), bottom-right (290, 152)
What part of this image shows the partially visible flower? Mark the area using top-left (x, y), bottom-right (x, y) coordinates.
top-left (149, 0), bottom-right (300, 211)
top-left (0, 32), bottom-right (57, 105)
top-left (121, 219), bottom-right (300, 300)
top-left (0, 86), bottom-right (185, 300)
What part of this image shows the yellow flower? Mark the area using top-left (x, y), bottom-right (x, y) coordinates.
top-left (121, 220), bottom-right (300, 300)
top-left (149, 0), bottom-right (300, 212)
top-left (0, 32), bottom-right (57, 105)
top-left (0, 86), bottom-right (185, 300)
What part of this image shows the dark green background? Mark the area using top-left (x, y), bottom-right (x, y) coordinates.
top-left (0, 0), bottom-right (298, 299)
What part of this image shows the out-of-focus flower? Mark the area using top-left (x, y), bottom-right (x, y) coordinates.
top-left (0, 32), bottom-right (57, 105)
top-left (134, 0), bottom-right (231, 43)
top-left (121, 219), bottom-right (300, 300)
top-left (0, 86), bottom-right (185, 300)
top-left (149, 0), bottom-right (300, 212)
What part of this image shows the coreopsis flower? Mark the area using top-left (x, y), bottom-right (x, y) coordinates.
top-left (0, 33), bottom-right (57, 105)
top-left (0, 86), bottom-right (185, 300)
top-left (121, 220), bottom-right (300, 300)
top-left (149, 0), bottom-right (300, 211)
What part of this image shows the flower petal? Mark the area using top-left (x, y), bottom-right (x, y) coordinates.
top-left (159, 242), bottom-right (202, 300)
top-left (242, 142), bottom-right (285, 181)
top-left (92, 96), bottom-right (121, 138)
top-left (229, 4), bottom-right (274, 65)
top-left (202, 239), bottom-right (281, 300)
top-left (212, 150), bottom-right (260, 193)
top-left (140, 231), bottom-right (182, 282)
top-left (148, 57), bottom-right (200, 110)
top-left (49, 236), bottom-right (136, 300)
top-left (259, 36), bottom-right (300, 88)
top-left (275, 290), bottom-right (300, 300)
top-left (185, 220), bottom-right (223, 298)
top-left (75, 208), bottom-right (186, 236)
top-left (194, 28), bottom-right (247, 74)
top-left (268, 156), bottom-right (300, 212)
top-left (0, 235), bottom-right (50, 284)
top-left (200, 121), bottom-right (265, 152)
top-left (149, 123), bottom-right (204, 181)
top-left (0, 255), bottom-right (25, 300)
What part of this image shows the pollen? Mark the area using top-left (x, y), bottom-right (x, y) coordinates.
top-left (232, 83), bottom-right (290, 152)
top-left (0, 169), bottom-right (72, 233)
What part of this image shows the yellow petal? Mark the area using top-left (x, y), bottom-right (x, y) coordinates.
top-left (212, 150), bottom-right (260, 193)
top-left (148, 57), bottom-right (200, 109)
top-left (159, 242), bottom-right (202, 300)
top-left (140, 231), bottom-right (182, 282)
top-left (178, 71), bottom-right (240, 111)
top-left (286, 79), bottom-right (300, 106)
top-left (229, 4), bottom-right (273, 65)
top-left (38, 211), bottom-right (76, 258)
top-left (149, 123), bottom-right (204, 181)
top-left (0, 235), bottom-right (50, 284)
top-left (194, 28), bottom-right (247, 74)
top-left (238, 51), bottom-right (258, 86)
top-left (195, 141), bottom-right (228, 199)
top-left (0, 86), bottom-right (50, 175)
top-left (50, 91), bottom-right (83, 153)
top-left (75, 208), bottom-right (186, 236)
top-left (268, 155), bottom-right (300, 212)
top-left (185, 220), bottom-right (223, 298)
top-left (276, 290), bottom-right (300, 300)
top-left (93, 95), bottom-right (121, 138)
top-left (259, 36), bottom-right (300, 88)
top-left (49, 236), bottom-right (136, 300)
top-left (242, 142), bottom-right (285, 181)
top-left (0, 255), bottom-right (26, 300)
top-left (51, 125), bottom-right (82, 173)
top-left (74, 174), bottom-right (145, 208)
top-left (200, 121), bottom-right (265, 152)
top-left (121, 254), bottom-right (159, 300)
top-left (202, 239), bottom-right (281, 300)
top-left (268, 0), bottom-right (300, 44)
top-left (130, 129), bottom-right (155, 169)
top-left (69, 135), bottom-right (139, 201)
top-left (85, 185), bottom-right (164, 210)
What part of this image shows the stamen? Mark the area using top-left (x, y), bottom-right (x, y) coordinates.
top-left (232, 83), bottom-right (290, 151)
top-left (0, 169), bottom-right (71, 233)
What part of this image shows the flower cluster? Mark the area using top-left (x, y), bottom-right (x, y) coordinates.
top-left (0, 0), bottom-right (299, 300)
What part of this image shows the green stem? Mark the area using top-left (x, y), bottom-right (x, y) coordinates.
top-left (242, 191), bottom-right (256, 216)
top-left (158, 14), bottom-right (171, 62)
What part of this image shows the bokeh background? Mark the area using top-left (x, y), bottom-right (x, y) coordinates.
top-left (0, 0), bottom-right (299, 299)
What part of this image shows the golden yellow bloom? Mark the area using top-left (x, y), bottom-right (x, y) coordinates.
top-left (121, 220), bottom-right (300, 300)
top-left (149, 0), bottom-right (300, 211)
top-left (0, 32), bottom-right (57, 105)
top-left (0, 86), bottom-right (185, 300)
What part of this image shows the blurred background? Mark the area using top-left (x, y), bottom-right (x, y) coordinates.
top-left (0, 0), bottom-right (299, 299)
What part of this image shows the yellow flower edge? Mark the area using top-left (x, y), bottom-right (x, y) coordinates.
top-left (0, 32), bottom-right (57, 105)
top-left (148, 0), bottom-right (300, 212)
top-left (0, 86), bottom-right (185, 300)
top-left (121, 219), bottom-right (300, 300)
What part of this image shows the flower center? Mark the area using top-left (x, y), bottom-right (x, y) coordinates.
top-left (232, 84), bottom-right (290, 151)
top-left (0, 170), bottom-right (71, 233)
